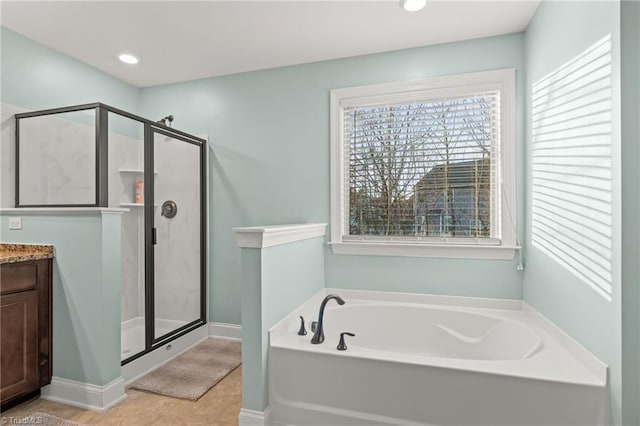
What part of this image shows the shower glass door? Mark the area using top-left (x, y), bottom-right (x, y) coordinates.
top-left (149, 126), bottom-right (206, 343)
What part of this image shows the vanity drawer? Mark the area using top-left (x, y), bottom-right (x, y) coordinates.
top-left (0, 263), bottom-right (38, 295)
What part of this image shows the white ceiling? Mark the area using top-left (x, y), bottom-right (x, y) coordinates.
top-left (0, 1), bottom-right (540, 88)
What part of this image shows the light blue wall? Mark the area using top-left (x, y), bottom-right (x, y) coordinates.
top-left (262, 239), bottom-right (325, 327)
top-left (239, 236), bottom-right (325, 411)
top-left (0, 213), bottom-right (122, 385)
top-left (100, 213), bottom-right (124, 384)
top-left (620, 1), bottom-right (640, 424)
top-left (239, 249), bottom-right (263, 411)
top-left (0, 27), bottom-right (139, 112)
top-left (140, 32), bottom-right (527, 325)
top-left (523, 1), bottom-right (623, 422)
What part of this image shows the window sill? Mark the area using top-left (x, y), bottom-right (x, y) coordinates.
top-left (329, 241), bottom-right (518, 260)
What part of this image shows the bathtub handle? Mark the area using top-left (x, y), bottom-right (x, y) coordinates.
top-left (337, 332), bottom-right (355, 351)
top-left (298, 316), bottom-right (307, 336)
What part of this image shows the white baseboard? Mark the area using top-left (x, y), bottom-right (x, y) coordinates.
top-left (209, 322), bottom-right (242, 340)
top-left (41, 376), bottom-right (126, 411)
top-left (239, 407), bottom-right (272, 426)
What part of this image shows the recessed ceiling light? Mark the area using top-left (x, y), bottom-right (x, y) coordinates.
top-left (118, 53), bottom-right (139, 65)
top-left (400, 0), bottom-right (426, 12)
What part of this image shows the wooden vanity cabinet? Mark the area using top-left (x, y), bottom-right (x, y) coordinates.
top-left (0, 258), bottom-right (52, 409)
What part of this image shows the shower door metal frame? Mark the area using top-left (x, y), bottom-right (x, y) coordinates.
top-left (144, 125), bottom-right (208, 350)
top-left (13, 102), bottom-right (208, 366)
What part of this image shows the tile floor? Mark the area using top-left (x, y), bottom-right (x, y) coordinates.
top-left (1, 367), bottom-right (241, 425)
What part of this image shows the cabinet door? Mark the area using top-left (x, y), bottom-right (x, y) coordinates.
top-left (0, 290), bottom-right (38, 403)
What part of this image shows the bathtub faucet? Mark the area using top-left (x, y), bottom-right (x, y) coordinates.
top-left (310, 294), bottom-right (345, 344)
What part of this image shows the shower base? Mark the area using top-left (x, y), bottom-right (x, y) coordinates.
top-left (121, 316), bottom-right (190, 360)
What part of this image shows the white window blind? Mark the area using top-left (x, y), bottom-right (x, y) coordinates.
top-left (342, 91), bottom-right (502, 244)
top-left (531, 35), bottom-right (613, 300)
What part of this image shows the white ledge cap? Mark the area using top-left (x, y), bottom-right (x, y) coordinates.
top-left (0, 208), bottom-right (129, 215)
top-left (233, 223), bottom-right (327, 248)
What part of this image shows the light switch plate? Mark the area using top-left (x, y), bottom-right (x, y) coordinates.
top-left (8, 217), bottom-right (22, 230)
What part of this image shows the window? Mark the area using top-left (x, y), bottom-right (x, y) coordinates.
top-left (330, 69), bottom-right (517, 259)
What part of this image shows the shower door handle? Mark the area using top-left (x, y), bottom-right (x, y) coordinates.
top-left (152, 227), bottom-right (157, 245)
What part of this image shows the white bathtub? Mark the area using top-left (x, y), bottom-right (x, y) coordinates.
top-left (268, 289), bottom-right (608, 426)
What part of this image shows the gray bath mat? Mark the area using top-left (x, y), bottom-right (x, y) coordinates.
top-left (19, 413), bottom-right (84, 426)
top-left (129, 338), bottom-right (241, 401)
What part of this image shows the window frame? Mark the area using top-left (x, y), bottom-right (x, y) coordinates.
top-left (329, 69), bottom-right (517, 259)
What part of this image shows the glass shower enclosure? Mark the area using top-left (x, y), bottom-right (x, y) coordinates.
top-left (14, 103), bottom-right (207, 364)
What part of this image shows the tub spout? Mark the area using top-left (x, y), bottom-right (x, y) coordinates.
top-left (311, 294), bottom-right (345, 344)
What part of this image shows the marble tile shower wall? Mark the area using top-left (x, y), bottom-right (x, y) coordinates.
top-left (18, 110), bottom-right (96, 205)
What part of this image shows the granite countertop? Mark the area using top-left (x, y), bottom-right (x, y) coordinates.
top-left (0, 243), bottom-right (54, 264)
